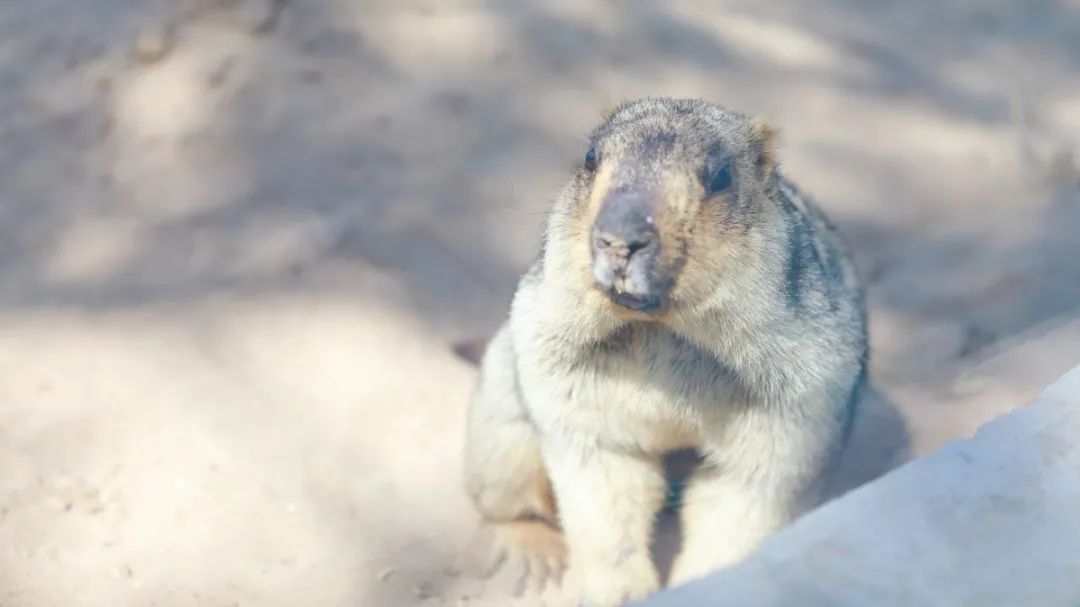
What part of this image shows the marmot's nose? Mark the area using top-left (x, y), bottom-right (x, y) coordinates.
top-left (593, 230), bottom-right (654, 263)
top-left (591, 193), bottom-right (658, 267)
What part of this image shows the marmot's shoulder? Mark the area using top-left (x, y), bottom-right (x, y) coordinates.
top-left (775, 173), bottom-right (864, 301)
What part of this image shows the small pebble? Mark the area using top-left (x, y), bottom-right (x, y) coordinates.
top-left (131, 24), bottom-right (176, 65)
top-left (297, 68), bottom-right (323, 85)
top-left (206, 57), bottom-right (235, 88)
top-left (245, 0), bottom-right (287, 34)
top-left (414, 582), bottom-right (435, 599)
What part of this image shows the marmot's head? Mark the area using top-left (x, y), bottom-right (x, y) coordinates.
top-left (559, 98), bottom-right (779, 318)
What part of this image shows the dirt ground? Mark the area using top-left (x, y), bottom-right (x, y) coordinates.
top-left (0, 1), bottom-right (1078, 606)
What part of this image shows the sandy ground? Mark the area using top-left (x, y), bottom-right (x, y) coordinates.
top-left (0, 1), bottom-right (1078, 605)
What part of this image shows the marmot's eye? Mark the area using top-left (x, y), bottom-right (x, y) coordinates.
top-left (584, 146), bottom-right (599, 172)
top-left (707, 162), bottom-right (733, 194)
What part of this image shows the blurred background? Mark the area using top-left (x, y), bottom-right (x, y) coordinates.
top-left (0, 0), bottom-right (1078, 605)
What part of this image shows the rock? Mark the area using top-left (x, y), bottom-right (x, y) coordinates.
top-left (641, 364), bottom-right (1080, 607)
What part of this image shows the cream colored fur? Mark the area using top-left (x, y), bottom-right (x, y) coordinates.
top-left (463, 98), bottom-right (867, 607)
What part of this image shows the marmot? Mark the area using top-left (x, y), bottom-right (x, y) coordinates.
top-left (463, 98), bottom-right (868, 606)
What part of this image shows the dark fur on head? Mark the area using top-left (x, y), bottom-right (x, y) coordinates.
top-left (555, 98), bottom-right (783, 318)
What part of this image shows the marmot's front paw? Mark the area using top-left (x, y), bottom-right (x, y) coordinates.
top-left (578, 549), bottom-right (660, 607)
top-left (483, 519), bottom-right (568, 597)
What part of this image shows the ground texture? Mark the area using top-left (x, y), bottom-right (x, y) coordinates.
top-left (0, 1), bottom-right (1078, 605)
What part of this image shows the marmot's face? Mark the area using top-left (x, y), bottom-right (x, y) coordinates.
top-left (571, 98), bottom-right (775, 317)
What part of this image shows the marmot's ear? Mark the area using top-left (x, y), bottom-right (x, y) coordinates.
top-left (749, 117), bottom-right (780, 179)
top-left (600, 102), bottom-right (619, 122)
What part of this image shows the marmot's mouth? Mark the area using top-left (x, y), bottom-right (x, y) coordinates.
top-left (608, 289), bottom-right (663, 313)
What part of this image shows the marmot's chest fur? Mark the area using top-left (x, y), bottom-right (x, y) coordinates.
top-left (524, 322), bottom-right (742, 452)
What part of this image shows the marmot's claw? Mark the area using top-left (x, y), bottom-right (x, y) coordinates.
top-left (480, 543), bottom-right (507, 579)
top-left (491, 520), bottom-right (567, 597)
